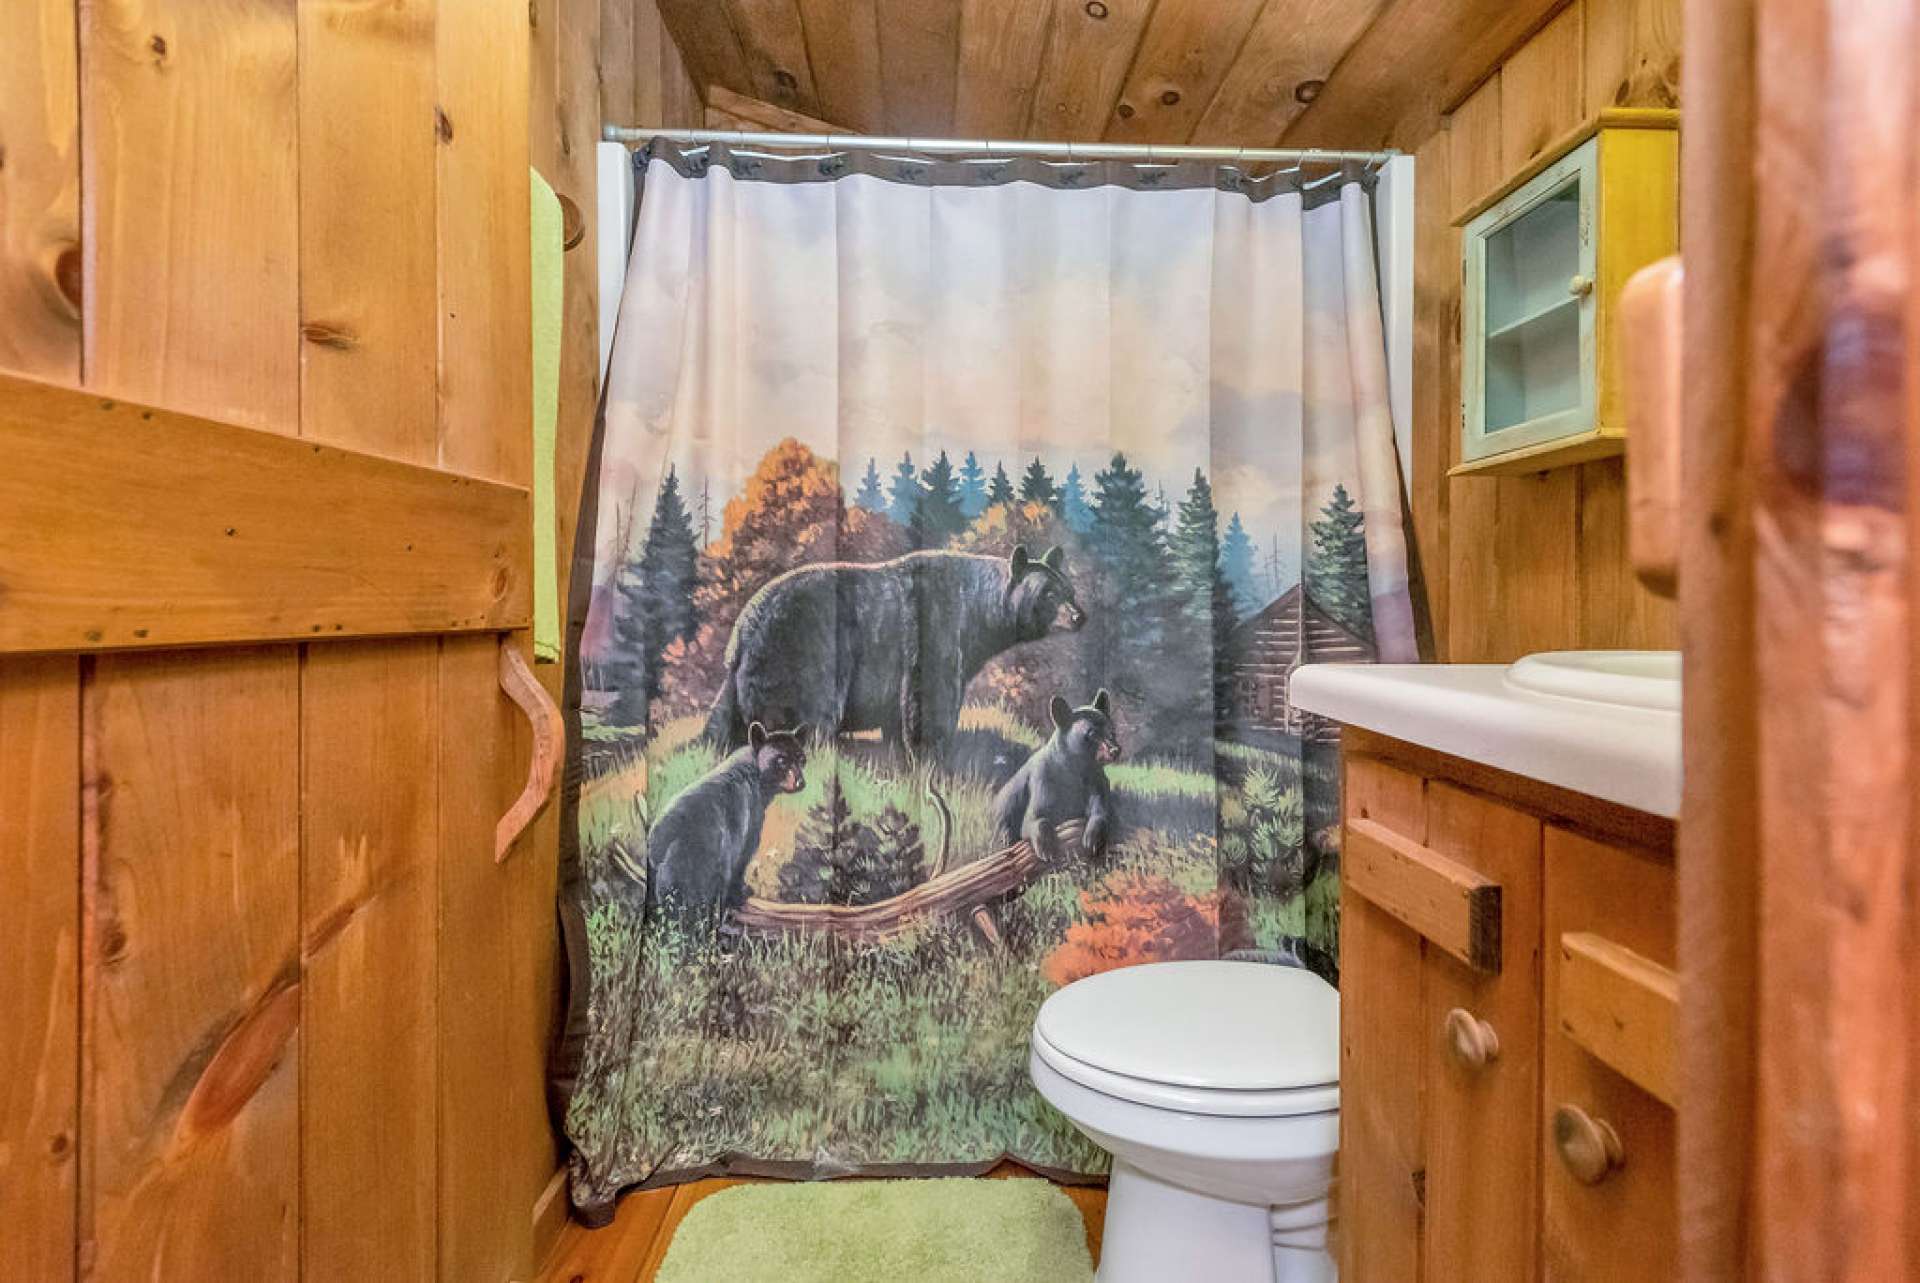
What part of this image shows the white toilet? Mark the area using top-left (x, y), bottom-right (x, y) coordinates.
top-left (1029, 959), bottom-right (1340, 1283)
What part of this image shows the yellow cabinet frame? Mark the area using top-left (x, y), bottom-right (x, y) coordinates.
top-left (1453, 109), bottom-right (1679, 477)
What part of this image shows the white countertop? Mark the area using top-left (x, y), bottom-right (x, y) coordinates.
top-left (1290, 663), bottom-right (1680, 819)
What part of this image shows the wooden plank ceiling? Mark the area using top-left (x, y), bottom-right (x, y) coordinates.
top-left (652, 0), bottom-right (1570, 145)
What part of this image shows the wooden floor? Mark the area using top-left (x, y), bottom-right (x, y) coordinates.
top-left (531, 1164), bottom-right (1107, 1282)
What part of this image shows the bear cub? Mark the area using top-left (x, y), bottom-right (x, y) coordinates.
top-left (991, 689), bottom-right (1121, 864)
top-left (644, 721), bottom-right (808, 931)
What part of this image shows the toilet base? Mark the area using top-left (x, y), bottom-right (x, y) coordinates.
top-left (1096, 1159), bottom-right (1336, 1283)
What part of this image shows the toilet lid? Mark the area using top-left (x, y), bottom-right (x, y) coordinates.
top-left (1035, 960), bottom-right (1339, 1092)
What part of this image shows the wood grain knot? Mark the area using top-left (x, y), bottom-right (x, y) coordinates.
top-left (99, 919), bottom-right (129, 965)
top-left (173, 979), bottom-right (300, 1149)
top-left (301, 321), bottom-right (358, 351)
top-left (54, 243), bottom-right (82, 315)
top-left (1815, 294), bottom-right (1908, 510)
top-left (558, 194), bottom-right (585, 251)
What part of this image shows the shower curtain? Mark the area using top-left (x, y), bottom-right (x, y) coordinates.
top-left (556, 140), bottom-right (1416, 1219)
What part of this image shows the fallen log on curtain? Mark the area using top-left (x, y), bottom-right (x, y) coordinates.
top-left (733, 820), bottom-right (1087, 942)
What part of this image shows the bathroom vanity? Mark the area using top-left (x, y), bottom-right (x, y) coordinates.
top-left (1291, 659), bottom-right (1679, 1282)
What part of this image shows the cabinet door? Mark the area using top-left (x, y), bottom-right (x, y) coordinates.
top-left (1339, 757), bottom-right (1429, 1282)
top-left (1422, 783), bottom-right (1544, 1283)
top-left (1462, 140), bottom-right (1597, 464)
top-left (1542, 828), bottom-right (1677, 1281)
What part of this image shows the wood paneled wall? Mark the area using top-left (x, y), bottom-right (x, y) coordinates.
top-left (1399, 0), bottom-right (1683, 661)
top-left (0, 1), bottom-right (586, 1278)
top-left (600, 0), bottom-right (702, 132)
top-left (520, 2), bottom-right (704, 1260)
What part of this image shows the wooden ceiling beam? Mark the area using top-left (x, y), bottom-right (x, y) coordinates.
top-left (1282, 0), bottom-right (1575, 149)
top-left (705, 83), bottom-right (853, 134)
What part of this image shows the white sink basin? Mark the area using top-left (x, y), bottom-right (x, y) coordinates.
top-left (1504, 650), bottom-right (1680, 713)
top-left (1291, 660), bottom-right (1683, 816)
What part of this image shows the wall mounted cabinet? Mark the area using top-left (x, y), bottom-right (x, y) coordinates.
top-left (1455, 110), bottom-right (1679, 477)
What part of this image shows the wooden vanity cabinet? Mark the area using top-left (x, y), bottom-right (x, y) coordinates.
top-left (1336, 733), bottom-right (1677, 1282)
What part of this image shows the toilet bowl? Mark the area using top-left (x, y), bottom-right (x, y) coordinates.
top-left (1029, 960), bottom-right (1340, 1283)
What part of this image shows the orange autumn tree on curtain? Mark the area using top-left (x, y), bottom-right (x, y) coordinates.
top-left (1043, 871), bottom-right (1222, 986)
top-left (658, 438), bottom-right (909, 717)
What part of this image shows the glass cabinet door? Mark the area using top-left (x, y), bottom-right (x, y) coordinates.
top-left (1462, 138), bottom-right (1598, 464)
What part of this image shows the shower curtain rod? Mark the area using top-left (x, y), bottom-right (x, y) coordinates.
top-left (601, 124), bottom-right (1398, 167)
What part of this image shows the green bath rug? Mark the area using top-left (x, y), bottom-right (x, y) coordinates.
top-left (655, 1178), bottom-right (1095, 1283)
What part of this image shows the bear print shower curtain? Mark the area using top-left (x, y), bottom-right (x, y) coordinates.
top-left (556, 140), bottom-right (1417, 1220)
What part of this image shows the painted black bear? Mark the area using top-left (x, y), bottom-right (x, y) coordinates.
top-left (705, 545), bottom-right (1085, 759)
top-left (644, 722), bottom-right (808, 930)
top-left (991, 689), bottom-right (1120, 864)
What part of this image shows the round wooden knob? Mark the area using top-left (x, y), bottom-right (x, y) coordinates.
top-left (1553, 1105), bottom-right (1624, 1185)
top-left (1444, 1007), bottom-right (1500, 1071)
top-left (1568, 273), bottom-right (1595, 297)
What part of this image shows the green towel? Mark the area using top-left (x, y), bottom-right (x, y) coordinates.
top-left (530, 168), bottom-right (563, 662)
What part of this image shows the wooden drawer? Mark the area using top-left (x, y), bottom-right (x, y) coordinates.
top-left (1541, 827), bottom-right (1677, 1282)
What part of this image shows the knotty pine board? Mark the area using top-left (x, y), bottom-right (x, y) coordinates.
top-left (0, 657), bottom-right (81, 1282)
top-left (86, 648), bottom-right (303, 1281)
top-left (0, 11), bottom-right (82, 1274)
top-left (76, 6), bottom-right (306, 1279)
top-left (436, 3), bottom-right (552, 1277)
top-left (1338, 757), bottom-right (1428, 1281)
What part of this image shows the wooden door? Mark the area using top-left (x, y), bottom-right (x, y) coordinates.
top-left (1677, 0), bottom-right (1920, 1277)
top-left (1420, 783), bottom-right (1544, 1283)
top-left (1341, 757), bottom-right (1549, 1283)
top-left (1339, 756), bottom-right (1430, 1282)
top-left (0, 2), bottom-right (560, 1280)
